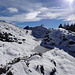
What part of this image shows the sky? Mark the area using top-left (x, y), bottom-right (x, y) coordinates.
top-left (0, 0), bottom-right (75, 28)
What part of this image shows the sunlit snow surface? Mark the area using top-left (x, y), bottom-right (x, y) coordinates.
top-left (0, 22), bottom-right (75, 75)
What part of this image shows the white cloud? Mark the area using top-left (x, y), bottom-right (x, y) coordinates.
top-left (66, 15), bottom-right (75, 21)
top-left (25, 11), bottom-right (41, 19)
top-left (0, 7), bottom-right (74, 22)
top-left (37, 7), bottom-right (72, 21)
top-left (7, 7), bottom-right (18, 13)
top-left (0, 12), bottom-right (41, 22)
top-left (0, 0), bottom-right (75, 23)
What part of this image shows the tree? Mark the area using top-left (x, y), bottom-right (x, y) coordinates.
top-left (59, 24), bottom-right (63, 28)
top-left (24, 26), bottom-right (29, 29)
top-left (58, 23), bottom-right (75, 32)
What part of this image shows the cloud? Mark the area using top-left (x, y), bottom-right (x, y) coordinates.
top-left (37, 7), bottom-right (73, 21)
top-left (0, 0), bottom-right (75, 23)
top-left (66, 15), bottom-right (75, 21)
top-left (25, 11), bottom-right (41, 19)
top-left (0, 7), bottom-right (74, 22)
top-left (7, 7), bottom-right (18, 13)
top-left (0, 12), bottom-right (41, 22)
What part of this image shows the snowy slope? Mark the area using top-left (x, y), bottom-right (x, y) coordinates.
top-left (0, 22), bottom-right (41, 51)
top-left (0, 22), bottom-right (75, 75)
top-left (41, 28), bottom-right (75, 57)
top-left (0, 48), bottom-right (75, 75)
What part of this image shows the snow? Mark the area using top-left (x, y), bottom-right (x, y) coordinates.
top-left (24, 25), bottom-right (50, 38)
top-left (41, 28), bottom-right (75, 57)
top-left (0, 22), bottom-right (75, 75)
top-left (44, 48), bottom-right (75, 75)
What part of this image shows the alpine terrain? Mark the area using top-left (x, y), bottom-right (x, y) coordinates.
top-left (0, 21), bottom-right (75, 75)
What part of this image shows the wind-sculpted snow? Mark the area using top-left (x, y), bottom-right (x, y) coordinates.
top-left (0, 48), bottom-right (75, 75)
top-left (0, 22), bottom-right (75, 75)
top-left (41, 28), bottom-right (75, 57)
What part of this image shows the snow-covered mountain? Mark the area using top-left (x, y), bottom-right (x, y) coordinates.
top-left (24, 25), bottom-right (50, 38)
top-left (41, 28), bottom-right (75, 57)
top-left (0, 22), bottom-right (75, 75)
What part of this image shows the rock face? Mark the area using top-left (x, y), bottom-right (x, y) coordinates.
top-left (24, 25), bottom-right (50, 38)
top-left (41, 28), bottom-right (75, 57)
top-left (0, 32), bottom-right (26, 43)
